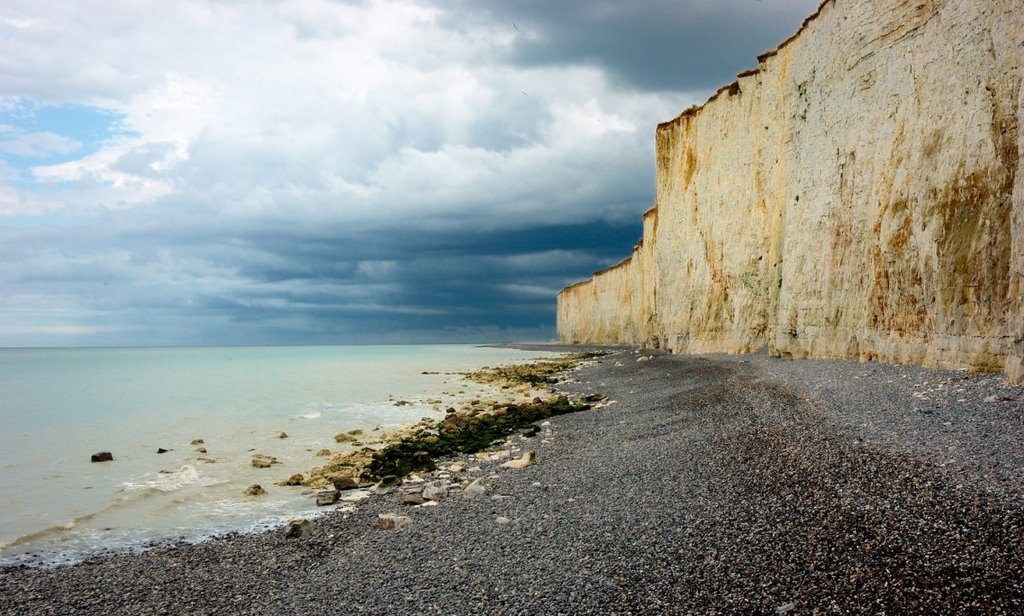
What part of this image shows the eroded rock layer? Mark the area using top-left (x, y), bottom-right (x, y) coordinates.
top-left (558, 0), bottom-right (1024, 382)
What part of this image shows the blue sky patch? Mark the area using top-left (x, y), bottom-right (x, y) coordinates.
top-left (0, 99), bottom-right (130, 171)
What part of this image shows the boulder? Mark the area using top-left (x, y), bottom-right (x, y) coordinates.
top-left (331, 476), bottom-right (365, 491)
top-left (376, 513), bottom-right (413, 530)
top-left (245, 484), bottom-right (267, 496)
top-left (334, 433), bottom-right (357, 443)
top-left (156, 448), bottom-right (169, 454)
top-left (280, 473), bottom-right (304, 486)
top-left (251, 454), bottom-right (278, 468)
top-left (463, 478), bottom-right (486, 499)
top-left (501, 451), bottom-right (536, 469)
top-left (316, 489), bottom-right (340, 506)
top-left (400, 493), bottom-right (427, 506)
top-left (190, 439), bottom-right (205, 445)
top-left (316, 448), bottom-right (332, 456)
top-left (90, 451), bottom-right (113, 463)
top-left (195, 447), bottom-right (207, 454)
top-left (421, 482), bottom-right (450, 501)
top-left (284, 519), bottom-right (311, 539)
top-left (449, 461), bottom-right (466, 473)
top-left (277, 431), bottom-right (288, 439)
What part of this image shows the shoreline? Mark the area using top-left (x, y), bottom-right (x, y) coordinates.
top-left (2, 348), bottom-right (1023, 612)
top-left (0, 346), bottom-right (574, 570)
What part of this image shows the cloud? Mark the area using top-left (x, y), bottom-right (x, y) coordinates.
top-left (0, 130), bottom-right (80, 158)
top-left (0, 0), bottom-right (820, 346)
top-left (442, 0), bottom-right (821, 91)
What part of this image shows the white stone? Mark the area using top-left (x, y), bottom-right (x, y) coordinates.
top-left (376, 513), bottom-right (413, 530)
top-left (463, 478), bottom-right (486, 499)
top-left (500, 451), bottom-right (536, 469)
top-left (421, 481), bottom-right (450, 501)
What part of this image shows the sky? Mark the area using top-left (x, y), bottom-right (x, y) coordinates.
top-left (0, 0), bottom-right (820, 347)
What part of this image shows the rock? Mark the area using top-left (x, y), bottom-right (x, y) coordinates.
top-left (332, 476), bottom-right (365, 491)
top-left (541, 421), bottom-right (551, 426)
top-left (463, 478), bottom-right (486, 499)
top-left (316, 448), bottom-right (332, 456)
top-left (584, 393), bottom-right (606, 402)
top-left (190, 439), bottom-right (204, 445)
top-left (400, 493), bottom-right (427, 506)
top-left (422, 482), bottom-right (449, 501)
top-left (776, 603), bottom-right (796, 614)
top-left (156, 448), bottom-right (169, 454)
top-left (440, 414), bottom-right (471, 433)
top-left (334, 432), bottom-right (357, 443)
top-left (449, 461), bottom-right (466, 473)
top-left (284, 519), bottom-right (311, 538)
top-left (90, 451), bottom-right (113, 463)
top-left (348, 428), bottom-right (364, 436)
top-left (985, 394), bottom-right (1017, 402)
top-left (521, 425), bottom-right (541, 437)
top-left (245, 484), bottom-right (267, 496)
top-left (281, 473), bottom-right (304, 486)
top-left (496, 516), bottom-right (510, 524)
top-left (316, 488), bottom-right (340, 506)
top-left (195, 447), bottom-right (207, 454)
top-left (501, 451), bottom-right (536, 469)
top-left (376, 513), bottom-right (413, 530)
top-left (250, 450), bottom-right (278, 464)
top-left (378, 475), bottom-right (402, 487)
top-left (478, 450), bottom-right (511, 462)
top-left (422, 435), bottom-right (440, 446)
top-left (197, 457), bottom-right (217, 464)
top-left (277, 431), bottom-right (288, 439)
top-left (446, 407), bottom-right (456, 414)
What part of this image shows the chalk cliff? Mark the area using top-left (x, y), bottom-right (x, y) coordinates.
top-left (558, 0), bottom-right (1024, 382)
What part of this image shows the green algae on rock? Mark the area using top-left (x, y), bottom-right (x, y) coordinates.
top-left (299, 353), bottom-right (608, 489)
top-left (359, 394), bottom-right (590, 481)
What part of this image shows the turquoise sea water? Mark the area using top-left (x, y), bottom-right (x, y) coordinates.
top-left (0, 344), bottom-right (557, 567)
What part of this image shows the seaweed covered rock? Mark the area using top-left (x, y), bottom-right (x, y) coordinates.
top-left (359, 394), bottom-right (590, 481)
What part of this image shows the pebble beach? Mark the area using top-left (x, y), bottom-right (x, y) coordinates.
top-left (2, 346), bottom-right (1023, 614)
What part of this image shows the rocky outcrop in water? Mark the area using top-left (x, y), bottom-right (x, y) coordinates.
top-left (558, 0), bottom-right (1024, 383)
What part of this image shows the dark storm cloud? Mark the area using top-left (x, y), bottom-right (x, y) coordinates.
top-left (158, 220), bottom-right (642, 341)
top-left (443, 0), bottom-right (821, 91)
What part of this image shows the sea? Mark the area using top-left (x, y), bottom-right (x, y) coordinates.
top-left (0, 344), bottom-right (558, 568)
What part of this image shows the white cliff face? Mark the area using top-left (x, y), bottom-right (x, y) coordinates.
top-left (558, 0), bottom-right (1024, 382)
top-left (1008, 65), bottom-right (1024, 383)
